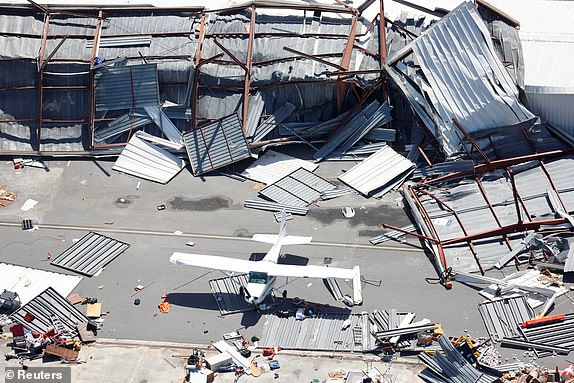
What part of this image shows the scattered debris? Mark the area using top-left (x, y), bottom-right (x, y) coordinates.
top-left (20, 199), bottom-right (38, 212)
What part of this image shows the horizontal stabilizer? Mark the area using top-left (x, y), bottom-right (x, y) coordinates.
top-left (252, 234), bottom-right (312, 246)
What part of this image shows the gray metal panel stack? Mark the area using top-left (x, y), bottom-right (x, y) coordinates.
top-left (183, 114), bottom-right (251, 176)
top-left (51, 232), bottom-right (130, 277)
top-left (514, 313), bottom-right (574, 357)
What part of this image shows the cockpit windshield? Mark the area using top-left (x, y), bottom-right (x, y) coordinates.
top-left (248, 271), bottom-right (268, 284)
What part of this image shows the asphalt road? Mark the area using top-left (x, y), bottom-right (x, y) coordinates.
top-left (0, 150), bottom-right (572, 357)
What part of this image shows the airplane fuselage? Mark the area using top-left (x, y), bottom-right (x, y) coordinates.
top-left (244, 271), bottom-right (276, 305)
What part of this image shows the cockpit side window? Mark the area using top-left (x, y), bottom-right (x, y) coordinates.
top-left (248, 271), bottom-right (268, 284)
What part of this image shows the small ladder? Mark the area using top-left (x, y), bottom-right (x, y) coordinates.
top-left (50, 314), bottom-right (75, 338)
top-left (353, 326), bottom-right (363, 346)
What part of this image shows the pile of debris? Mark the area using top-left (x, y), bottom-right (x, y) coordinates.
top-left (0, 184), bottom-right (16, 208)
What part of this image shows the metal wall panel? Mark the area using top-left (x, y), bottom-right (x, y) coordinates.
top-left (10, 287), bottom-right (89, 336)
top-left (240, 150), bottom-right (318, 185)
top-left (338, 145), bottom-right (414, 196)
top-left (94, 64), bottom-right (159, 112)
top-left (51, 232), bottom-right (130, 277)
top-left (183, 114), bottom-right (251, 176)
top-left (112, 132), bottom-right (185, 184)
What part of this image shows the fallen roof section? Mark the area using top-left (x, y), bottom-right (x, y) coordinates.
top-left (0, 263), bottom-right (82, 305)
top-left (183, 114), bottom-right (251, 176)
top-left (10, 287), bottom-right (89, 336)
top-left (388, 2), bottom-right (534, 156)
top-left (112, 131), bottom-right (186, 184)
top-left (51, 231), bottom-right (130, 277)
top-left (338, 145), bottom-right (415, 197)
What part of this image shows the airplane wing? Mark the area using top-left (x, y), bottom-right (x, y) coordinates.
top-left (252, 234), bottom-right (312, 246)
top-left (170, 252), bottom-right (258, 273)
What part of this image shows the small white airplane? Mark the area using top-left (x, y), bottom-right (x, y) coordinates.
top-left (169, 212), bottom-right (362, 306)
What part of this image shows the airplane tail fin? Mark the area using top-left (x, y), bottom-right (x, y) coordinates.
top-left (253, 209), bottom-right (312, 263)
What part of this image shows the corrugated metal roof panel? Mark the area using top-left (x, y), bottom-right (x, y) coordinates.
top-left (183, 113), bottom-right (251, 176)
top-left (112, 131), bottom-right (185, 184)
top-left (94, 64), bottom-right (159, 112)
top-left (338, 145), bottom-right (414, 196)
top-left (478, 296), bottom-right (534, 343)
top-left (260, 312), bottom-right (375, 352)
top-left (209, 274), bottom-right (277, 315)
top-left (240, 150), bottom-right (318, 184)
top-left (0, 263), bottom-right (82, 305)
top-left (259, 167), bottom-right (336, 207)
top-left (94, 111), bottom-right (152, 143)
top-left (51, 232), bottom-right (130, 277)
top-left (406, 2), bottom-right (534, 155)
top-left (10, 287), bottom-right (89, 336)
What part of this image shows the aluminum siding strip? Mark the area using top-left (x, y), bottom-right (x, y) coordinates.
top-left (94, 64), bottom-right (160, 112)
top-left (0, 263), bottom-right (82, 305)
top-left (245, 92), bottom-right (265, 138)
top-left (51, 232), bottom-right (130, 277)
top-left (338, 145), bottom-right (414, 196)
top-left (10, 287), bottom-right (89, 335)
top-left (93, 112), bottom-right (152, 143)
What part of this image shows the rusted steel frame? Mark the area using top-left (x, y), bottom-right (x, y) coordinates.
top-left (538, 159), bottom-right (569, 213)
top-left (325, 69), bottom-right (381, 77)
top-left (418, 146), bottom-right (432, 166)
top-left (37, 13), bottom-right (50, 151)
top-left (0, 119), bottom-right (36, 123)
top-left (214, 2), bottom-right (354, 14)
top-left (241, 5), bottom-right (256, 132)
top-left (520, 126), bottom-right (537, 153)
top-left (379, 0), bottom-right (387, 65)
top-left (193, 53), bottom-right (224, 129)
top-left (452, 118), bottom-right (490, 163)
top-left (213, 39), bottom-right (249, 72)
top-left (408, 185), bottom-right (449, 270)
top-left (283, 47), bottom-right (344, 70)
top-left (474, 177), bottom-right (513, 251)
top-left (442, 218), bottom-right (566, 246)
top-left (336, 13), bottom-right (358, 111)
top-left (353, 44), bottom-right (378, 58)
top-left (0, 85), bottom-right (88, 91)
top-left (380, 223), bottom-right (439, 243)
top-left (426, 149), bottom-right (573, 184)
top-left (417, 189), bottom-right (484, 274)
top-left (40, 36), bottom-right (68, 72)
top-left (520, 124), bottom-right (569, 213)
top-left (206, 31), bottom-right (350, 38)
top-left (254, 52), bottom-right (343, 67)
top-left (475, 0), bottom-right (520, 27)
top-left (38, 119), bottom-right (88, 123)
top-left (384, 17), bottom-right (418, 38)
top-left (506, 169), bottom-right (530, 223)
top-left (363, 15), bottom-right (378, 34)
top-left (88, 10), bottom-right (103, 150)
